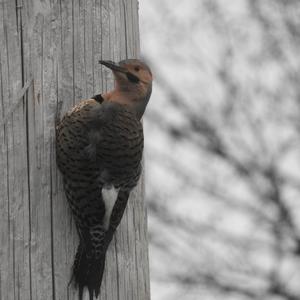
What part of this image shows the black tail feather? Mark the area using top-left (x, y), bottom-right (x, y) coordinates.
top-left (73, 243), bottom-right (106, 300)
top-left (71, 189), bottom-right (130, 299)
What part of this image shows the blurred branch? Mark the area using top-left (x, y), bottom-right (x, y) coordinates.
top-left (170, 272), bottom-right (300, 300)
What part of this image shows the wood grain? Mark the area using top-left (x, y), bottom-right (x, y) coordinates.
top-left (0, 0), bottom-right (150, 299)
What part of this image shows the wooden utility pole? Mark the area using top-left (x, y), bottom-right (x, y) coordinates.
top-left (0, 0), bottom-right (150, 299)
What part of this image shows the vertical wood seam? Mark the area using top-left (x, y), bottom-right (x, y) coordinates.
top-left (122, 0), bottom-right (128, 59)
top-left (71, 0), bottom-right (75, 105)
top-left (25, 85), bottom-right (33, 300)
top-left (50, 140), bottom-right (56, 300)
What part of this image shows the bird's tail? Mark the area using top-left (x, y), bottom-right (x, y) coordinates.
top-left (72, 243), bottom-right (106, 300)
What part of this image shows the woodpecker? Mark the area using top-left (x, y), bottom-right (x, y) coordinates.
top-left (56, 59), bottom-right (152, 300)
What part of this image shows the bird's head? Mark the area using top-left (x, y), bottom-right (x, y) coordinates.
top-left (99, 59), bottom-right (153, 119)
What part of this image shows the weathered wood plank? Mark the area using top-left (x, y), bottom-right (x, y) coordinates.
top-left (1, 0), bottom-right (150, 299)
top-left (0, 0), bottom-right (32, 299)
top-left (24, 2), bottom-right (55, 299)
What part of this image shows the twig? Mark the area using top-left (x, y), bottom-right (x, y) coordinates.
top-left (0, 77), bottom-right (33, 127)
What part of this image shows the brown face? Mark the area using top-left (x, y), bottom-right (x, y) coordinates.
top-left (99, 59), bottom-right (153, 118)
top-left (99, 59), bottom-right (153, 86)
top-left (121, 61), bottom-right (153, 85)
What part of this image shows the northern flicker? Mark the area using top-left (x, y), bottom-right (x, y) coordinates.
top-left (56, 59), bottom-right (152, 300)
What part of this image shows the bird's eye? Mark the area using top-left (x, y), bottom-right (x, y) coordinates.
top-left (134, 66), bottom-right (140, 72)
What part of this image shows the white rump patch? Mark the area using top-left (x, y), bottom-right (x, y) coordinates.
top-left (101, 186), bottom-right (120, 230)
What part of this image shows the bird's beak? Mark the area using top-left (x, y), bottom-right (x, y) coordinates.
top-left (99, 60), bottom-right (127, 73)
